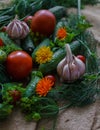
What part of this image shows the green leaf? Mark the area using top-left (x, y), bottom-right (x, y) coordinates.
top-left (15, 0), bottom-right (30, 18)
top-left (0, 32), bottom-right (13, 45)
top-left (0, 103), bottom-right (13, 120)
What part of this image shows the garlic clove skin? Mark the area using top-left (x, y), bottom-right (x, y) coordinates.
top-left (6, 20), bottom-right (22, 39)
top-left (20, 21), bottom-right (30, 39)
top-left (57, 57), bottom-right (66, 77)
top-left (57, 44), bottom-right (86, 83)
top-left (6, 18), bottom-right (30, 39)
top-left (62, 62), bottom-right (79, 82)
top-left (62, 64), bottom-right (71, 81)
top-left (62, 57), bottom-right (86, 82)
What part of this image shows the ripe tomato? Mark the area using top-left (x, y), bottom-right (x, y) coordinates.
top-left (31, 10), bottom-right (56, 37)
top-left (45, 75), bottom-right (56, 83)
top-left (0, 38), bottom-right (4, 46)
top-left (24, 16), bottom-right (33, 25)
top-left (6, 51), bottom-right (33, 81)
top-left (77, 55), bottom-right (86, 63)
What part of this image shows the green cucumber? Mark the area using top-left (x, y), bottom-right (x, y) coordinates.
top-left (55, 18), bottom-right (68, 32)
top-left (32, 38), bottom-right (50, 59)
top-left (49, 6), bottom-right (67, 22)
top-left (23, 71), bottom-right (43, 97)
top-left (39, 41), bottom-right (81, 75)
top-left (21, 35), bottom-right (35, 55)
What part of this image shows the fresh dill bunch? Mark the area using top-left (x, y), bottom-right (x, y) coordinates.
top-left (48, 73), bottom-right (100, 107)
top-left (77, 34), bottom-right (99, 73)
top-left (20, 96), bottom-right (59, 121)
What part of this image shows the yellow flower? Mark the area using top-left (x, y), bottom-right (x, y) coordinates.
top-left (56, 27), bottom-right (67, 40)
top-left (35, 46), bottom-right (53, 64)
top-left (36, 77), bottom-right (54, 96)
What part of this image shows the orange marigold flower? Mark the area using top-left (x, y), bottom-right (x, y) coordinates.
top-left (36, 77), bottom-right (54, 97)
top-left (56, 27), bottom-right (67, 40)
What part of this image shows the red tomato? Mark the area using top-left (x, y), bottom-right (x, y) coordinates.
top-left (77, 55), bottom-right (86, 63)
top-left (6, 51), bottom-right (33, 81)
top-left (0, 39), bottom-right (4, 46)
top-left (24, 16), bottom-right (33, 25)
top-left (45, 75), bottom-right (56, 83)
top-left (9, 90), bottom-right (21, 103)
top-left (31, 10), bottom-right (56, 37)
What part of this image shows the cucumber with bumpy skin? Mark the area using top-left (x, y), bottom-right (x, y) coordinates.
top-left (23, 71), bottom-right (43, 98)
top-left (21, 35), bottom-right (35, 55)
top-left (38, 41), bottom-right (81, 75)
top-left (49, 6), bottom-right (67, 22)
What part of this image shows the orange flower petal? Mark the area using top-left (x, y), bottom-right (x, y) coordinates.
top-left (56, 27), bottom-right (67, 40)
top-left (36, 77), bottom-right (54, 97)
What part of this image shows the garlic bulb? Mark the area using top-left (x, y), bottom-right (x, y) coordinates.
top-left (57, 44), bottom-right (85, 82)
top-left (6, 17), bottom-right (30, 39)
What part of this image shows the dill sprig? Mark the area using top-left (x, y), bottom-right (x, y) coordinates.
top-left (20, 96), bottom-right (59, 121)
top-left (48, 72), bottom-right (100, 107)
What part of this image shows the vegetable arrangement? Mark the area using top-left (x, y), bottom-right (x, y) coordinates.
top-left (0, 0), bottom-right (100, 129)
